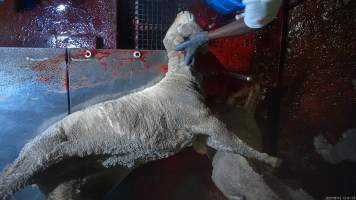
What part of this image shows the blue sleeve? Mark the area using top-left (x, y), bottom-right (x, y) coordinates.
top-left (242, 0), bottom-right (282, 29)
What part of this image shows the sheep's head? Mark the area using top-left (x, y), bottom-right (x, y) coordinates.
top-left (163, 11), bottom-right (202, 72)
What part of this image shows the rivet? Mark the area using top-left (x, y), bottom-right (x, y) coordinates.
top-left (133, 51), bottom-right (141, 59)
top-left (84, 50), bottom-right (92, 58)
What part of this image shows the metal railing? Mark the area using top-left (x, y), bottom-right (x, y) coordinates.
top-left (129, 0), bottom-right (184, 50)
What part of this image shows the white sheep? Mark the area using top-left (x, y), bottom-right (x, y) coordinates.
top-left (0, 11), bottom-right (280, 200)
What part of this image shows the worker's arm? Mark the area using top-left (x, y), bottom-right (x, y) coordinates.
top-left (176, 0), bottom-right (282, 65)
top-left (207, 17), bottom-right (254, 40)
top-left (208, 0), bottom-right (284, 40)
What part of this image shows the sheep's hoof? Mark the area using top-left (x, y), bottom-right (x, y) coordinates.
top-left (268, 157), bottom-right (282, 168)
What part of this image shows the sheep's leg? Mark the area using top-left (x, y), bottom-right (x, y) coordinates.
top-left (0, 152), bottom-right (37, 199)
top-left (0, 124), bottom-right (102, 200)
top-left (192, 116), bottom-right (281, 167)
top-left (0, 125), bottom-right (71, 199)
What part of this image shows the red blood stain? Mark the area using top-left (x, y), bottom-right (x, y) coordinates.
top-left (32, 56), bottom-right (63, 72)
top-left (71, 49), bottom-right (112, 61)
top-left (92, 49), bottom-right (112, 61)
top-left (35, 76), bottom-right (50, 82)
top-left (139, 51), bottom-right (151, 69)
top-left (159, 64), bottom-right (168, 74)
top-left (63, 72), bottom-right (69, 91)
top-left (79, 49), bottom-right (112, 71)
top-left (31, 55), bottom-right (66, 87)
top-left (187, 0), bottom-right (221, 30)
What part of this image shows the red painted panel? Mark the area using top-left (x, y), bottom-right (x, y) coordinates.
top-left (185, 0), bottom-right (255, 73)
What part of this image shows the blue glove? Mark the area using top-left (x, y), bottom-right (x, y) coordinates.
top-left (175, 31), bottom-right (209, 65)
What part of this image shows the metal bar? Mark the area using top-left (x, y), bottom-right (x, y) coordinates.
top-left (265, 0), bottom-right (290, 155)
top-left (65, 48), bottom-right (71, 114)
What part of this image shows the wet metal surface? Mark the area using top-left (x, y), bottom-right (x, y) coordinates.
top-left (0, 47), bottom-right (68, 199)
top-left (68, 49), bottom-right (167, 112)
top-left (0, 0), bottom-right (117, 48)
top-left (0, 47), bottom-right (168, 199)
top-left (0, 48), bottom-right (68, 170)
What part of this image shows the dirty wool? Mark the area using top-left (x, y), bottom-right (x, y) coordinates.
top-left (0, 11), bottom-right (279, 199)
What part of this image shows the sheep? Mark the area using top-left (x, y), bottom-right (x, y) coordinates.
top-left (0, 11), bottom-right (280, 200)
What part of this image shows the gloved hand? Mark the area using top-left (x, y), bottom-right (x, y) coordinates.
top-left (175, 31), bottom-right (209, 65)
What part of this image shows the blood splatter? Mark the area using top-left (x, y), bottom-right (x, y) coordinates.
top-left (92, 49), bottom-right (111, 61)
top-left (63, 72), bottom-right (69, 91)
top-left (35, 76), bottom-right (50, 82)
top-left (159, 64), bottom-right (168, 74)
top-left (139, 51), bottom-right (151, 69)
top-left (32, 56), bottom-right (63, 72)
top-left (31, 55), bottom-right (66, 88)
